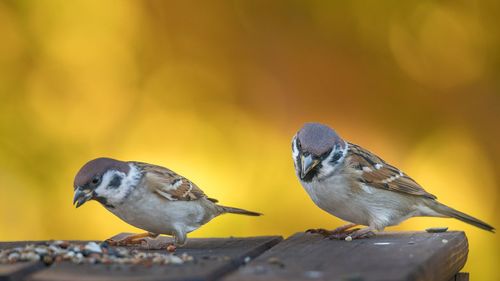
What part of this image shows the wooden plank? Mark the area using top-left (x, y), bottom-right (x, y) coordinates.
top-left (0, 263), bottom-right (45, 281)
top-left (224, 231), bottom-right (468, 281)
top-left (21, 234), bottom-right (282, 281)
top-left (0, 242), bottom-right (48, 281)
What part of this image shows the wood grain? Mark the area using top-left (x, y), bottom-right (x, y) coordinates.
top-left (0, 263), bottom-right (45, 281)
top-left (24, 234), bottom-right (282, 281)
top-left (0, 241), bottom-right (48, 281)
top-left (224, 231), bottom-right (468, 281)
top-left (0, 232), bottom-right (470, 281)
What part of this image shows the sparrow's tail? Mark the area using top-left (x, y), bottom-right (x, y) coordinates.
top-left (430, 201), bottom-right (495, 232)
top-left (218, 205), bottom-right (262, 216)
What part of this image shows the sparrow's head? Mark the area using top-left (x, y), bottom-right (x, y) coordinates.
top-left (292, 123), bottom-right (346, 181)
top-left (73, 157), bottom-right (134, 208)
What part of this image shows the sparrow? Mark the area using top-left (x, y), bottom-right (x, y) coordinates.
top-left (73, 158), bottom-right (261, 247)
top-left (292, 122), bottom-right (494, 239)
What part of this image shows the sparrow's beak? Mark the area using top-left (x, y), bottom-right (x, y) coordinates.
top-left (300, 154), bottom-right (320, 179)
top-left (73, 187), bottom-right (94, 208)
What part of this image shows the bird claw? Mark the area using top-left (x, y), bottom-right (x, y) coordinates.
top-left (306, 224), bottom-right (376, 240)
top-left (306, 223), bottom-right (361, 239)
top-left (104, 237), bottom-right (148, 247)
top-left (327, 228), bottom-right (360, 240)
top-left (350, 230), bottom-right (375, 239)
top-left (104, 232), bottom-right (160, 247)
top-left (329, 229), bottom-right (375, 240)
top-left (306, 228), bottom-right (334, 236)
top-left (104, 238), bottom-right (120, 246)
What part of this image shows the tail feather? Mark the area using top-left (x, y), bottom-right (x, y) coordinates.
top-left (430, 201), bottom-right (495, 232)
top-left (218, 205), bottom-right (262, 216)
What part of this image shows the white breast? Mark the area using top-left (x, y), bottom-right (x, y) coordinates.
top-left (302, 173), bottom-right (370, 225)
top-left (106, 188), bottom-right (216, 235)
top-left (301, 172), bottom-right (419, 230)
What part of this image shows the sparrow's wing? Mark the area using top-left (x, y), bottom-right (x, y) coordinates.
top-left (134, 162), bottom-right (218, 202)
top-left (347, 143), bottom-right (437, 199)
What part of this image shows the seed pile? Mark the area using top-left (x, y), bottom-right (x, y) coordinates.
top-left (0, 241), bottom-right (193, 265)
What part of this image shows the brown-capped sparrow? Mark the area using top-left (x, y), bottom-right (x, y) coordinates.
top-left (73, 158), bottom-right (261, 248)
top-left (292, 123), bottom-right (494, 239)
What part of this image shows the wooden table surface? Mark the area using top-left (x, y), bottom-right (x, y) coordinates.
top-left (0, 231), bottom-right (469, 281)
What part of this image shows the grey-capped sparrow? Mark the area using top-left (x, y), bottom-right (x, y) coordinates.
top-left (73, 158), bottom-right (261, 247)
top-left (292, 123), bottom-right (494, 239)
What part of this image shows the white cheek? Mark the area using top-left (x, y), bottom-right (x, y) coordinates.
top-left (318, 152), bottom-right (335, 177)
top-left (291, 138), bottom-right (299, 159)
top-left (291, 138), bottom-right (300, 173)
top-left (94, 164), bottom-right (142, 205)
top-left (316, 142), bottom-right (348, 180)
top-left (94, 171), bottom-right (123, 198)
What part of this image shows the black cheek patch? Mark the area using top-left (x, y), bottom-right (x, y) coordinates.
top-left (107, 175), bottom-right (122, 189)
top-left (329, 151), bottom-right (343, 165)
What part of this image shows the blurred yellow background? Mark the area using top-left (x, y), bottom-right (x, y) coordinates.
top-left (0, 0), bottom-right (498, 279)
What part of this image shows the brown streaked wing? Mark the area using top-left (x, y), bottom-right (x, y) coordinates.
top-left (133, 162), bottom-right (214, 202)
top-left (347, 143), bottom-right (437, 200)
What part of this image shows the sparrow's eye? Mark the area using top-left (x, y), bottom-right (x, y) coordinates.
top-left (91, 176), bottom-right (101, 186)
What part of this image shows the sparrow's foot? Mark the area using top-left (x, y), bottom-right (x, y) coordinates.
top-left (105, 238), bottom-right (144, 246)
top-left (349, 228), bottom-right (375, 239)
top-left (105, 232), bottom-right (158, 247)
top-left (306, 223), bottom-right (359, 238)
top-left (306, 228), bottom-right (334, 236)
top-left (333, 227), bottom-right (375, 240)
top-left (327, 228), bottom-right (363, 240)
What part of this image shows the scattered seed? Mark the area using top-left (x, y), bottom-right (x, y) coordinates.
top-left (7, 252), bottom-right (20, 262)
top-left (59, 241), bottom-right (70, 249)
top-left (42, 255), bottom-right (54, 265)
top-left (84, 242), bottom-right (102, 253)
top-left (0, 241), bottom-right (193, 265)
top-left (181, 253), bottom-right (193, 262)
top-left (34, 248), bottom-right (48, 255)
top-left (170, 255), bottom-right (183, 264)
top-left (25, 252), bottom-right (40, 262)
top-left (166, 244), bottom-right (176, 253)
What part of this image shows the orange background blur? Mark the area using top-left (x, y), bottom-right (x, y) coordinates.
top-left (0, 0), bottom-right (498, 279)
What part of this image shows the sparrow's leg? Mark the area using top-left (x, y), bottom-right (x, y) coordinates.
top-left (173, 229), bottom-right (187, 245)
top-left (105, 232), bottom-right (159, 246)
top-left (166, 229), bottom-right (187, 252)
top-left (306, 223), bottom-right (359, 237)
